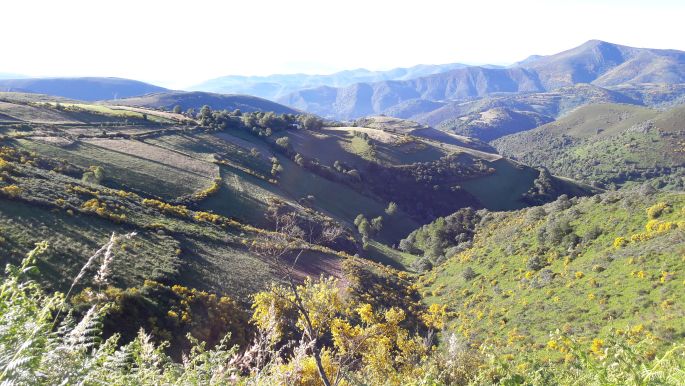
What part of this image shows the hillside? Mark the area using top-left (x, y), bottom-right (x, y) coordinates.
top-left (0, 94), bottom-right (590, 297)
top-left (493, 103), bottom-right (685, 189)
top-left (0, 77), bottom-right (167, 101)
top-left (416, 188), bottom-right (685, 358)
top-left (421, 83), bottom-right (640, 141)
top-left (106, 90), bottom-right (299, 114)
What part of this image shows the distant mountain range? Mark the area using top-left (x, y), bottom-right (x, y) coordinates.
top-left (274, 40), bottom-right (685, 139)
top-left (2, 40), bottom-right (685, 142)
top-left (0, 77), bottom-right (167, 101)
top-left (190, 63), bottom-right (481, 100)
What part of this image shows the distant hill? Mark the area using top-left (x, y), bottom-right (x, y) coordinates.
top-left (279, 67), bottom-right (544, 120)
top-left (521, 39), bottom-right (685, 89)
top-left (424, 83), bottom-right (641, 141)
top-left (191, 63), bottom-right (471, 100)
top-left (275, 40), bottom-right (685, 141)
top-left (106, 91), bottom-right (299, 114)
top-left (493, 103), bottom-right (685, 189)
top-left (0, 77), bottom-right (167, 101)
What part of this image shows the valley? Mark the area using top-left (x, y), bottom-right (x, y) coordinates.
top-left (0, 33), bottom-right (684, 385)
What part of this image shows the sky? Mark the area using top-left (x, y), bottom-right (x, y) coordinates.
top-left (1, 0), bottom-right (684, 89)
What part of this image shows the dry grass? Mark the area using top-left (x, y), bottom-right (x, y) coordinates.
top-left (83, 138), bottom-right (219, 178)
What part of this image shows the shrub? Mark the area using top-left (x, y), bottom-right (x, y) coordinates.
top-left (0, 184), bottom-right (21, 197)
top-left (275, 136), bottom-right (290, 149)
top-left (385, 201), bottom-right (398, 216)
top-left (613, 237), bottom-right (628, 248)
top-left (526, 255), bottom-right (547, 271)
top-left (463, 267), bottom-right (477, 281)
top-left (142, 198), bottom-right (190, 218)
top-left (646, 202), bottom-right (670, 219)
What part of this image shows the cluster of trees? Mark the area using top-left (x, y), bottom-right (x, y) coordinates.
top-left (354, 214), bottom-right (384, 247)
top-left (522, 168), bottom-right (566, 205)
top-left (194, 105), bottom-right (324, 134)
top-left (406, 154), bottom-right (493, 185)
top-left (81, 165), bottom-right (105, 185)
top-left (399, 207), bottom-right (482, 271)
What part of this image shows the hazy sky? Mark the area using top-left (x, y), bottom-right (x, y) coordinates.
top-left (2, 0), bottom-right (684, 88)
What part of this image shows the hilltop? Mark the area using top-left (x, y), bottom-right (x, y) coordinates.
top-left (106, 90), bottom-right (299, 114)
top-left (0, 77), bottom-right (167, 101)
top-left (523, 39), bottom-right (685, 88)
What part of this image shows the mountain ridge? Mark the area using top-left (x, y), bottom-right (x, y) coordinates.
top-left (275, 40), bottom-right (685, 140)
top-left (0, 77), bottom-right (167, 101)
top-left (190, 62), bottom-right (474, 100)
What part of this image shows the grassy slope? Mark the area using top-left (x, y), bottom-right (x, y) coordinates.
top-left (283, 123), bottom-right (562, 215)
top-left (0, 97), bottom-right (349, 299)
top-left (0, 95), bottom-right (592, 301)
top-left (419, 189), bottom-right (685, 354)
top-left (493, 103), bottom-right (685, 187)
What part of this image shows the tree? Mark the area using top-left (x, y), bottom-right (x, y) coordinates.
top-left (82, 166), bottom-right (105, 185)
top-left (294, 153), bottom-right (305, 167)
top-left (275, 136), bottom-right (290, 149)
top-left (172, 105), bottom-right (182, 114)
top-left (357, 218), bottom-right (370, 238)
top-left (300, 114), bottom-right (323, 131)
top-left (385, 202), bottom-right (398, 216)
top-left (270, 159), bottom-right (283, 176)
top-left (199, 105), bottom-right (213, 126)
top-left (371, 216), bottom-right (383, 233)
top-left (249, 211), bottom-right (344, 386)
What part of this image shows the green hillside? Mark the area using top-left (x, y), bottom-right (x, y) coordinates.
top-left (493, 103), bottom-right (685, 189)
top-left (418, 188), bottom-right (685, 357)
top-left (0, 94), bottom-right (590, 293)
top-left (1, 93), bottom-right (646, 385)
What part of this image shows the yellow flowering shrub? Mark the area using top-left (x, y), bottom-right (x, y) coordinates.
top-left (422, 303), bottom-right (448, 330)
top-left (0, 184), bottom-right (21, 198)
top-left (590, 338), bottom-right (604, 356)
top-left (613, 236), bottom-right (628, 248)
top-left (646, 202), bottom-right (670, 219)
top-left (142, 198), bottom-right (190, 218)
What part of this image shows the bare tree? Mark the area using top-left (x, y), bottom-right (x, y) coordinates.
top-left (250, 206), bottom-right (344, 386)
